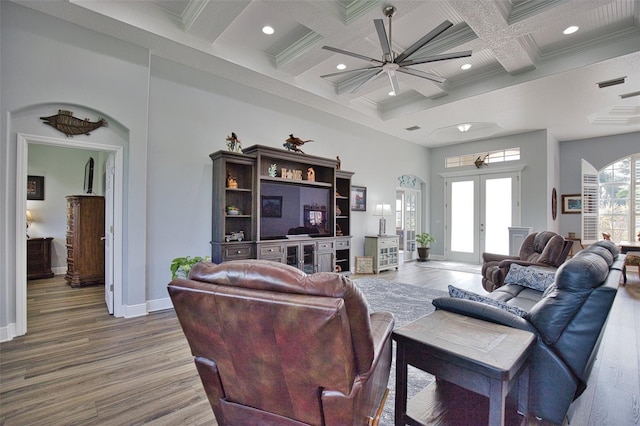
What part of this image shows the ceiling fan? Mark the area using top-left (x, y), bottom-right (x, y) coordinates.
top-left (321, 6), bottom-right (471, 95)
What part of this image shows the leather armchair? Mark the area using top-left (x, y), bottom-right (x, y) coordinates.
top-left (168, 259), bottom-right (395, 426)
top-left (482, 231), bottom-right (572, 292)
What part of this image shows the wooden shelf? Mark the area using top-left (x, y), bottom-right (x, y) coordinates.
top-left (259, 175), bottom-right (333, 187)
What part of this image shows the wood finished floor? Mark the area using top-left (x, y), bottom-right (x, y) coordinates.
top-left (1, 262), bottom-right (638, 425)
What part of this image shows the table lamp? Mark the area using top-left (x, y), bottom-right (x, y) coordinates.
top-left (374, 203), bottom-right (392, 236)
top-left (26, 209), bottom-right (33, 238)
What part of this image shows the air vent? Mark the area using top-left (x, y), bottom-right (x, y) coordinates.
top-left (405, 125), bottom-right (421, 131)
top-left (620, 91), bottom-right (640, 99)
top-left (597, 77), bottom-right (626, 89)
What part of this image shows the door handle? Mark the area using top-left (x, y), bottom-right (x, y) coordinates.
top-left (100, 236), bottom-right (107, 241)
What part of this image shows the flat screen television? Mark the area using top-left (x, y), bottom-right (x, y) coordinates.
top-left (84, 157), bottom-right (94, 194)
top-left (260, 181), bottom-right (331, 240)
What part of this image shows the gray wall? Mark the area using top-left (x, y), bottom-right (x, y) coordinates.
top-left (559, 132), bottom-right (639, 239)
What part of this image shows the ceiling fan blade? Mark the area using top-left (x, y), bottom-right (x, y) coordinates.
top-left (398, 50), bottom-right (472, 66)
top-left (350, 69), bottom-right (385, 94)
top-left (374, 19), bottom-right (392, 57)
top-left (395, 20), bottom-right (453, 63)
top-left (397, 67), bottom-right (446, 84)
top-left (322, 46), bottom-right (383, 65)
top-left (320, 66), bottom-right (382, 78)
top-left (388, 71), bottom-right (400, 95)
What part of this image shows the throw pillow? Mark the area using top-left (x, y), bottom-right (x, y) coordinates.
top-left (448, 285), bottom-right (528, 317)
top-left (504, 263), bottom-right (556, 292)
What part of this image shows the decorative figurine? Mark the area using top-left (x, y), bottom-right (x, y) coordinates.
top-left (336, 156), bottom-right (341, 170)
top-left (226, 173), bottom-right (238, 188)
top-left (225, 231), bottom-right (245, 242)
top-left (474, 154), bottom-right (489, 168)
top-left (268, 164), bottom-right (277, 177)
top-left (40, 110), bottom-right (107, 137)
top-left (307, 167), bottom-right (315, 182)
top-left (283, 134), bottom-right (313, 153)
top-left (226, 132), bottom-right (242, 152)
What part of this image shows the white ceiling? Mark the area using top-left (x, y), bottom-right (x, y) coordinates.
top-left (15, 0), bottom-right (640, 147)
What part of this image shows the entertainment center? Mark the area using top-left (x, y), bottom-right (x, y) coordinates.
top-left (210, 145), bottom-right (353, 273)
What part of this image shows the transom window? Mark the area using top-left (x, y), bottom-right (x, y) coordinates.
top-left (446, 148), bottom-right (520, 168)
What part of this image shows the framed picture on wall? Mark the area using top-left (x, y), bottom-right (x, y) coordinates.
top-left (261, 196), bottom-right (282, 217)
top-left (351, 186), bottom-right (367, 211)
top-left (27, 175), bottom-right (45, 200)
top-left (562, 194), bottom-right (582, 214)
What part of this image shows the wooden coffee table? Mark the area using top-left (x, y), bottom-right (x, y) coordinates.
top-left (392, 310), bottom-right (535, 426)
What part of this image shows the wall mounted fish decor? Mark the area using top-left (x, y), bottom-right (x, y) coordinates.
top-left (40, 110), bottom-right (107, 137)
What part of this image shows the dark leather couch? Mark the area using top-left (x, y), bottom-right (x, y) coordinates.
top-left (168, 260), bottom-right (394, 426)
top-left (434, 240), bottom-right (624, 424)
top-left (481, 231), bottom-right (573, 292)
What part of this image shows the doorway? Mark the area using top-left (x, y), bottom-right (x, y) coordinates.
top-left (396, 189), bottom-right (420, 262)
top-left (445, 171), bottom-right (520, 262)
top-left (15, 134), bottom-right (124, 336)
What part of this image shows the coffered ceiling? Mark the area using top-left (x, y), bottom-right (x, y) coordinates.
top-left (15, 0), bottom-right (640, 147)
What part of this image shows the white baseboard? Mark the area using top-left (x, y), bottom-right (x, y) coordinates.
top-left (147, 297), bottom-right (173, 312)
top-left (52, 266), bottom-right (67, 275)
top-left (0, 323), bottom-right (17, 342)
top-left (124, 303), bottom-right (148, 318)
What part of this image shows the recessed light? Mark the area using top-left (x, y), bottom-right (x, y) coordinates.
top-left (336, 63), bottom-right (347, 70)
top-left (563, 26), bottom-right (579, 35)
top-left (461, 63), bottom-right (472, 70)
top-left (457, 123), bottom-right (471, 132)
top-left (389, 91), bottom-right (396, 96)
top-left (262, 26), bottom-right (274, 35)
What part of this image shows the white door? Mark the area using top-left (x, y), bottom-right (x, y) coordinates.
top-left (446, 172), bottom-right (519, 262)
top-left (396, 189), bottom-right (419, 261)
top-left (104, 154), bottom-right (115, 314)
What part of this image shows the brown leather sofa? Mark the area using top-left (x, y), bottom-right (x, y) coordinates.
top-left (168, 259), bottom-right (395, 425)
top-left (482, 231), bottom-right (572, 292)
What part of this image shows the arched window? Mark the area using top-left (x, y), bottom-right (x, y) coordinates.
top-left (599, 154), bottom-right (640, 242)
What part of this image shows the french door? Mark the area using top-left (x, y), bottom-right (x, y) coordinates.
top-left (395, 189), bottom-right (419, 262)
top-left (445, 172), bottom-right (519, 262)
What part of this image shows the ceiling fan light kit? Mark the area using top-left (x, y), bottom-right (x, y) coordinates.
top-left (322, 5), bottom-right (471, 95)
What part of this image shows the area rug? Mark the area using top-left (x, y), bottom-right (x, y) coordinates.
top-left (415, 260), bottom-right (482, 274)
top-left (354, 278), bottom-right (448, 425)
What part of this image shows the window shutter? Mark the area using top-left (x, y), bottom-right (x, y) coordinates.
top-left (582, 159), bottom-right (598, 244)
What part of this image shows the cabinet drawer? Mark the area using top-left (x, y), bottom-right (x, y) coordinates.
top-left (260, 244), bottom-right (283, 256)
top-left (316, 241), bottom-right (334, 252)
top-left (224, 244), bottom-right (253, 260)
top-left (378, 237), bottom-right (399, 248)
top-left (336, 239), bottom-right (350, 249)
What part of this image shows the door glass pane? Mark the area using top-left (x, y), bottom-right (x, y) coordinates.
top-left (451, 181), bottom-right (474, 253)
top-left (484, 177), bottom-right (512, 254)
top-left (286, 245), bottom-right (298, 268)
top-left (395, 192), bottom-right (404, 250)
top-left (302, 244), bottom-right (315, 274)
top-left (405, 193), bottom-right (417, 260)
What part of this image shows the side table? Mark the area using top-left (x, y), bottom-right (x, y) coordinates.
top-left (27, 237), bottom-right (55, 280)
top-left (364, 235), bottom-right (399, 273)
top-left (392, 310), bottom-right (535, 426)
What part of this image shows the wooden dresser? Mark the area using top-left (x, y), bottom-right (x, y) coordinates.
top-left (27, 237), bottom-right (55, 280)
top-left (65, 195), bottom-right (105, 287)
